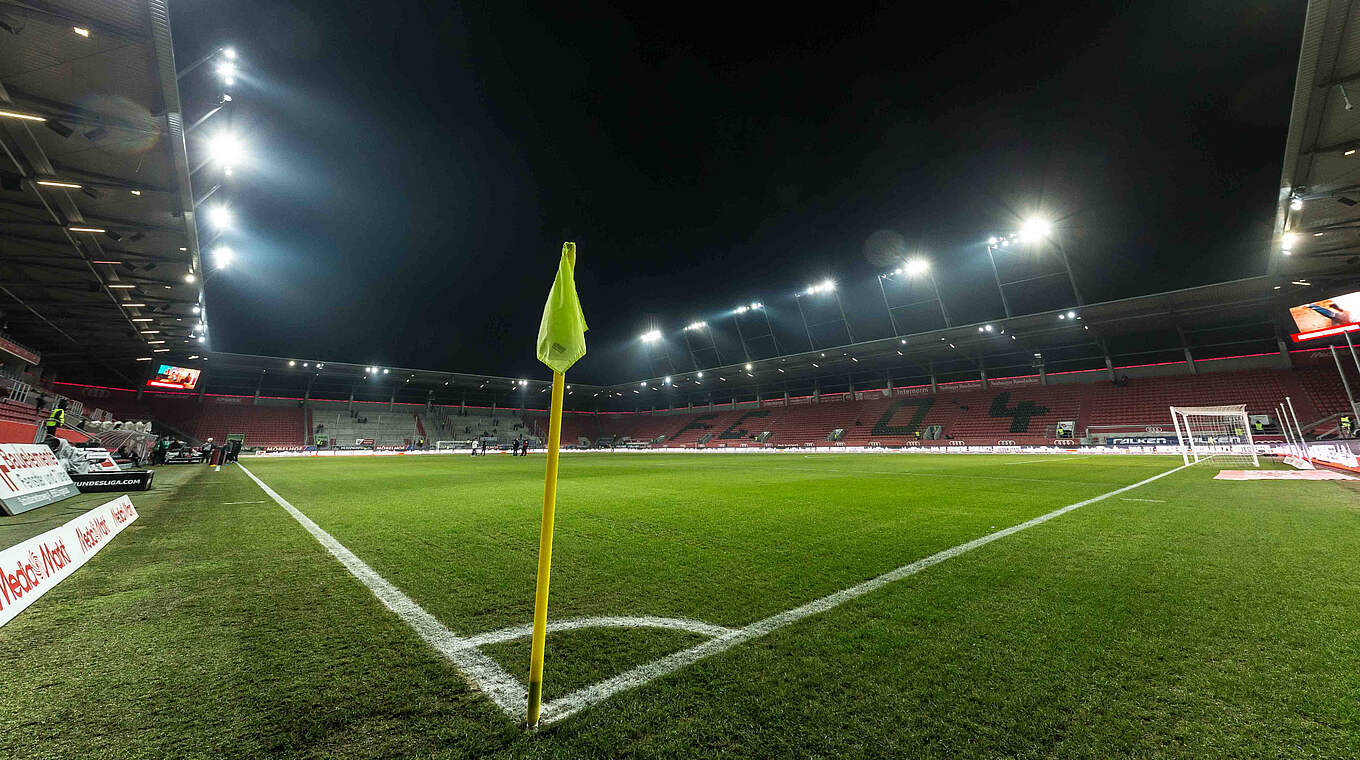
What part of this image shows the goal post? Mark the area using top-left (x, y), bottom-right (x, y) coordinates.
top-left (1169, 404), bottom-right (1258, 467)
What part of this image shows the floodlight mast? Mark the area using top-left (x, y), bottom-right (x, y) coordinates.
top-left (986, 218), bottom-right (1083, 319)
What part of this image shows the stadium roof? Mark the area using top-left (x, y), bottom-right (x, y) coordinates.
top-left (1270, 0), bottom-right (1360, 283)
top-left (0, 0), bottom-right (202, 382)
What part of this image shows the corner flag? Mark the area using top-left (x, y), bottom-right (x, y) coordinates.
top-left (526, 242), bottom-right (586, 727)
top-left (535, 242), bottom-right (587, 375)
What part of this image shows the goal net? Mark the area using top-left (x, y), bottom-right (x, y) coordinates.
top-left (1169, 405), bottom-right (1257, 467)
top-left (436, 440), bottom-right (475, 450)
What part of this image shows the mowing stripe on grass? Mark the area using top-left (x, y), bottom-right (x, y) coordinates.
top-left (535, 460), bottom-right (1193, 724)
top-left (237, 464), bottom-right (527, 717)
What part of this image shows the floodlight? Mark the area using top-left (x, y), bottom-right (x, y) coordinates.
top-left (1019, 217), bottom-right (1052, 243)
top-left (1281, 232), bottom-right (1298, 251)
top-left (1290, 197), bottom-right (1304, 211)
top-left (664, 376), bottom-right (671, 384)
top-left (212, 245), bottom-right (233, 268)
top-left (69, 226), bottom-right (105, 233)
top-left (684, 321), bottom-right (707, 331)
top-left (383, 369), bottom-right (389, 374)
top-left (750, 302), bottom-right (762, 310)
top-left (744, 363), bottom-right (753, 371)
top-left (184, 272), bottom-right (196, 283)
top-left (223, 47), bottom-right (237, 60)
top-left (206, 204), bottom-right (232, 230)
top-left (207, 134), bottom-right (244, 169)
top-left (73, 26), bottom-right (90, 37)
top-left (822, 279), bottom-right (835, 292)
top-left (904, 258), bottom-right (930, 276)
top-left (640, 329), bottom-right (662, 343)
top-left (1066, 310), bottom-right (1076, 319)
top-left (985, 324), bottom-right (994, 332)
top-left (288, 360), bottom-right (296, 366)
top-left (215, 60), bottom-right (237, 80)
top-left (37, 179), bottom-right (82, 189)
top-left (735, 305), bottom-right (749, 314)
top-left (640, 381), bottom-right (647, 387)
top-left (988, 236), bottom-right (999, 245)
top-left (696, 372), bottom-right (704, 378)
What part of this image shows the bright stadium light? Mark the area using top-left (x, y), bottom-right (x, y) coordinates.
top-left (207, 134), bottom-right (245, 170)
top-left (904, 257), bottom-right (930, 277)
top-left (1290, 196), bottom-right (1304, 211)
top-left (206, 204), bottom-right (232, 230)
top-left (212, 245), bottom-right (233, 268)
top-left (1019, 217), bottom-right (1052, 243)
top-left (1067, 310), bottom-right (1076, 319)
top-left (640, 381), bottom-right (647, 387)
top-left (383, 368), bottom-right (389, 374)
top-left (750, 302), bottom-right (762, 310)
top-left (744, 362), bottom-right (753, 371)
top-left (288, 360), bottom-right (296, 366)
top-left (184, 272), bottom-right (196, 283)
top-left (518, 379), bottom-right (527, 386)
top-left (684, 321), bottom-right (707, 331)
top-left (696, 372), bottom-right (703, 378)
top-left (1281, 232), bottom-right (1299, 253)
top-left (664, 376), bottom-right (671, 384)
top-left (192, 305), bottom-right (201, 314)
top-left (640, 329), bottom-right (662, 343)
top-left (223, 47), bottom-right (237, 60)
top-left (734, 305), bottom-right (749, 314)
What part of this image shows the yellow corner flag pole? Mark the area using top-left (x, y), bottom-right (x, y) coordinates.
top-left (527, 370), bottom-right (564, 725)
top-left (526, 242), bottom-right (587, 727)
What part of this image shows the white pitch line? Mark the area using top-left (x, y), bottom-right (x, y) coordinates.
top-left (459, 616), bottom-right (736, 649)
top-left (238, 465), bottom-right (527, 717)
top-left (221, 500), bottom-right (266, 504)
top-left (536, 460), bottom-right (1193, 724)
top-left (1119, 497), bottom-right (1166, 503)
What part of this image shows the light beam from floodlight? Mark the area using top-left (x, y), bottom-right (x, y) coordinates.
top-left (640, 329), bottom-right (661, 343)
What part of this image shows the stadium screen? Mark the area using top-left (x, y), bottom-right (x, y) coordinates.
top-left (1289, 290), bottom-right (1360, 342)
top-left (146, 364), bottom-right (201, 390)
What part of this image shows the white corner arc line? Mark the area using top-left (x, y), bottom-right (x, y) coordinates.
top-left (458, 616), bottom-right (736, 650)
top-left (238, 465), bottom-right (527, 717)
top-left (535, 461), bottom-right (1193, 724)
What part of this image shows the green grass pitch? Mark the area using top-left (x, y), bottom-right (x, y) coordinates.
top-left (3, 452), bottom-right (1359, 758)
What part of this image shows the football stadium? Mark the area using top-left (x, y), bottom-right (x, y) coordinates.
top-left (2, 2), bottom-right (1360, 758)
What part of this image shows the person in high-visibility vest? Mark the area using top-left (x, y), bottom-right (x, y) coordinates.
top-left (44, 400), bottom-right (67, 438)
top-left (1342, 416), bottom-right (1353, 438)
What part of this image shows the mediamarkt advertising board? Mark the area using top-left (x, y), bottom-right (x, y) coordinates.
top-left (0, 495), bottom-right (139, 627)
top-left (0, 443), bottom-right (80, 516)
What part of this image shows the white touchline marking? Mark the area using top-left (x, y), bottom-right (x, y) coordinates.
top-left (237, 465), bottom-right (527, 717)
top-left (458, 616), bottom-right (736, 649)
top-left (534, 460), bottom-right (1194, 724)
top-left (1119, 498), bottom-right (1166, 503)
top-left (221, 500), bottom-right (266, 504)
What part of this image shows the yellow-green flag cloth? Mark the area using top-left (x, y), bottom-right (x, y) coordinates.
top-left (536, 242), bottom-right (588, 374)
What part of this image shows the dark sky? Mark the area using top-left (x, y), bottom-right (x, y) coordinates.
top-left (171, 0), bottom-right (1306, 384)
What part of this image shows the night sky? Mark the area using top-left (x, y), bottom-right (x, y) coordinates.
top-left (171, 1), bottom-right (1306, 384)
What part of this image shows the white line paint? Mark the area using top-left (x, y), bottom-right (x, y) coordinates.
top-left (535, 461), bottom-right (1193, 724)
top-left (1119, 498), bottom-right (1166, 503)
top-left (459, 616), bottom-right (735, 649)
top-left (241, 459), bottom-right (1191, 726)
top-left (238, 465), bottom-right (527, 717)
top-left (221, 500), bottom-right (266, 504)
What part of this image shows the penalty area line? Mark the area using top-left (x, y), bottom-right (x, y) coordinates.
top-left (237, 464), bottom-right (527, 718)
top-left (537, 460), bottom-right (1194, 724)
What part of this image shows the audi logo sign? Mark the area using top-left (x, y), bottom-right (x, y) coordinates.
top-left (1145, 426), bottom-right (1163, 433)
